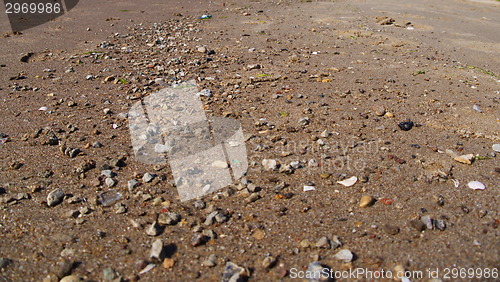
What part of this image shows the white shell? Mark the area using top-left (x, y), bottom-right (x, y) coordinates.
top-left (492, 144), bottom-right (500, 152)
top-left (467, 181), bottom-right (485, 190)
top-left (38, 106), bottom-right (48, 111)
top-left (303, 185), bottom-right (315, 192)
top-left (337, 176), bottom-right (358, 187)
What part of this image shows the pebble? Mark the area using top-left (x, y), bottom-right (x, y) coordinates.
top-left (373, 105), bottom-right (386, 116)
top-left (359, 195), bottom-right (374, 208)
top-left (393, 265), bottom-right (405, 281)
top-left (306, 262), bottom-right (330, 282)
top-left (315, 237), bottom-right (330, 248)
top-left (47, 188), bottom-right (64, 207)
top-left (222, 262), bottom-right (248, 282)
top-left (149, 239), bottom-right (164, 261)
top-left (245, 193), bottom-right (260, 203)
top-left (472, 104), bottom-right (482, 113)
top-left (158, 212), bottom-right (180, 225)
top-left (101, 170), bottom-right (114, 178)
top-left (60, 275), bottom-right (81, 282)
top-left (298, 117), bottom-right (310, 126)
top-left (105, 177), bottom-right (116, 187)
top-left (97, 190), bottom-right (122, 206)
top-left (492, 144), bottom-right (500, 152)
top-left (102, 267), bottom-right (116, 280)
top-left (142, 172), bottom-right (156, 183)
top-left (421, 215), bottom-right (433, 230)
top-left (202, 254), bottom-right (217, 267)
top-left (163, 258), bottom-right (175, 269)
top-left (262, 256), bottom-right (276, 269)
top-left (410, 219), bottom-right (426, 232)
top-left (127, 179), bottom-right (138, 192)
top-left (115, 203), bottom-right (127, 214)
top-left (434, 219), bottom-right (447, 231)
top-left (0, 258), bottom-right (11, 269)
top-left (383, 224), bottom-right (400, 235)
top-left (191, 234), bottom-right (209, 247)
top-left (262, 159), bottom-right (278, 170)
top-left (333, 249), bottom-right (353, 262)
top-left (398, 121), bottom-right (414, 131)
top-left (146, 221), bottom-right (163, 236)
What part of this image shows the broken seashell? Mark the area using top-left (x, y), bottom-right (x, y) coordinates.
top-left (337, 176), bottom-right (357, 187)
top-left (303, 185), bottom-right (315, 192)
top-left (467, 181), bottom-right (485, 190)
top-left (454, 154), bottom-right (474, 165)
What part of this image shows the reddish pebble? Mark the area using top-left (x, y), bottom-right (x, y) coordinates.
top-left (380, 198), bottom-right (394, 205)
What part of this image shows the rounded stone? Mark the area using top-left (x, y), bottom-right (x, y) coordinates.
top-left (359, 195), bottom-right (374, 208)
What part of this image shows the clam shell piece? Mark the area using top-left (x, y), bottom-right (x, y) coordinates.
top-left (467, 181), bottom-right (485, 190)
top-left (337, 176), bottom-right (358, 187)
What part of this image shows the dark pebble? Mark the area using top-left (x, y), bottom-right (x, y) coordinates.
top-left (398, 121), bottom-right (414, 131)
top-left (410, 219), bottom-right (426, 232)
top-left (383, 224), bottom-right (400, 235)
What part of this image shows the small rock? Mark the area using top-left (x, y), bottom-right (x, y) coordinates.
top-left (102, 267), bottom-right (116, 280)
top-left (262, 256), bottom-right (276, 269)
top-left (383, 224), bottom-right (400, 235)
top-left (421, 215), bottom-right (433, 230)
top-left (393, 265), bottom-right (406, 281)
top-left (158, 212), bottom-right (180, 225)
top-left (252, 229), bottom-right (265, 240)
top-left (142, 172), bottom-right (156, 183)
top-left (222, 262), bottom-right (248, 282)
top-left (115, 203), bottom-right (127, 214)
top-left (57, 259), bottom-right (74, 278)
top-left (146, 221), bottom-right (163, 236)
top-left (247, 64), bottom-right (261, 70)
top-left (262, 159), bottom-right (277, 171)
top-left (359, 195), bottom-right (374, 208)
top-left (149, 239), bottom-right (164, 261)
top-left (315, 237), bottom-right (330, 249)
top-left (333, 249), bottom-right (353, 263)
top-left (245, 193), bottom-right (260, 203)
top-left (492, 144), bottom-right (500, 152)
top-left (298, 117), bottom-right (310, 126)
top-left (47, 188), bottom-right (64, 207)
top-left (163, 258), bottom-right (175, 269)
top-left (197, 46), bottom-right (207, 53)
top-left (60, 275), bottom-right (81, 282)
top-left (127, 179), bottom-right (139, 192)
top-left (191, 234), bottom-right (209, 247)
top-left (104, 76), bottom-right (115, 82)
top-left (373, 105), bottom-right (386, 116)
top-left (97, 190), bottom-right (122, 206)
top-left (398, 121), bottom-right (414, 131)
top-left (410, 219), bottom-right (426, 232)
top-left (105, 178), bottom-right (116, 187)
top-left (306, 262), bottom-right (330, 282)
top-left (434, 219), bottom-right (447, 231)
top-left (202, 254), bottom-right (217, 267)
top-left (0, 258), bottom-right (11, 269)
